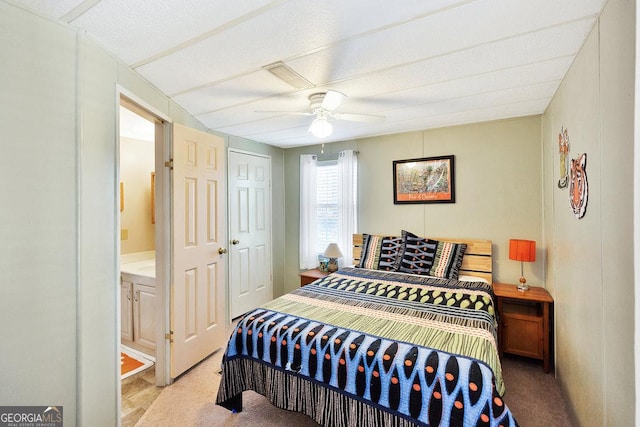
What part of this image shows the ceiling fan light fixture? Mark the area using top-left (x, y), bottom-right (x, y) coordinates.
top-left (309, 118), bottom-right (332, 138)
top-left (320, 90), bottom-right (347, 111)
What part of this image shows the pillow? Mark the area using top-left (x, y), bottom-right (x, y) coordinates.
top-left (392, 230), bottom-right (414, 271)
top-left (357, 234), bottom-right (404, 270)
top-left (394, 231), bottom-right (438, 275)
top-left (392, 230), bottom-right (420, 271)
top-left (357, 234), bottom-right (384, 269)
top-left (426, 241), bottom-right (467, 279)
top-left (377, 236), bottom-right (404, 271)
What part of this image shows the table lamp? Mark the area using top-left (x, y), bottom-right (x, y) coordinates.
top-left (324, 243), bottom-right (343, 273)
top-left (509, 239), bottom-right (536, 291)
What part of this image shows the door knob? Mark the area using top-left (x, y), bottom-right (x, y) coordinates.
top-left (231, 239), bottom-right (239, 245)
top-left (218, 247), bottom-right (228, 254)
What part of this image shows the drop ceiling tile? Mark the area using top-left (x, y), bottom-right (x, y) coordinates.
top-left (315, 26), bottom-right (580, 105)
top-left (133, 0), bottom-right (476, 95)
top-left (288, 5), bottom-right (597, 86)
top-left (68, 0), bottom-right (276, 64)
top-left (347, 57), bottom-right (571, 113)
top-left (173, 70), bottom-right (298, 116)
top-left (7, 0), bottom-right (85, 20)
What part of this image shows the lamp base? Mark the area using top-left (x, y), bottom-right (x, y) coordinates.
top-left (517, 277), bottom-right (529, 291)
top-left (327, 258), bottom-right (338, 273)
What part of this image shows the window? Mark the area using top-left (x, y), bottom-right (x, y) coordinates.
top-left (316, 161), bottom-right (338, 255)
top-left (300, 150), bottom-right (358, 269)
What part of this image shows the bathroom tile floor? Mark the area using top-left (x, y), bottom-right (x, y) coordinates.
top-left (121, 366), bottom-right (162, 427)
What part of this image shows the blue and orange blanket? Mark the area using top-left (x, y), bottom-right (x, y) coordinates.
top-left (217, 267), bottom-right (518, 426)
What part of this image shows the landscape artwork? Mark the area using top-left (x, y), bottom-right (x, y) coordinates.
top-left (393, 155), bottom-right (455, 204)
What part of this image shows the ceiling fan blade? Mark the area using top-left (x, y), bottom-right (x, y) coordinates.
top-left (334, 112), bottom-right (385, 123)
top-left (254, 110), bottom-right (314, 116)
top-left (321, 90), bottom-right (347, 111)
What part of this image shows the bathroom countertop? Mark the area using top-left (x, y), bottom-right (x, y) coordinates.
top-left (121, 259), bottom-right (155, 278)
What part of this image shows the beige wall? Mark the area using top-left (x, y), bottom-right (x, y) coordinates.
top-left (283, 116), bottom-right (544, 294)
top-left (2, 3), bottom-right (219, 425)
top-left (1, 4), bottom-right (79, 419)
top-left (120, 136), bottom-right (156, 254)
top-left (542, 0), bottom-right (635, 424)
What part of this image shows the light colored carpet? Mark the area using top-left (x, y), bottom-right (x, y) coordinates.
top-left (500, 355), bottom-right (575, 426)
top-left (137, 351), bottom-right (573, 426)
top-left (135, 350), bottom-right (319, 426)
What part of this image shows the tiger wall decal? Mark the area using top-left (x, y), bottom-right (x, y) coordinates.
top-left (569, 153), bottom-right (588, 219)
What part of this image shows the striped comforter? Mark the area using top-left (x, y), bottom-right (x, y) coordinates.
top-left (216, 267), bottom-right (518, 426)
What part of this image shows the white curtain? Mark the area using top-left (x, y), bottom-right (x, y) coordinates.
top-left (299, 154), bottom-right (318, 269)
top-left (337, 150), bottom-right (358, 267)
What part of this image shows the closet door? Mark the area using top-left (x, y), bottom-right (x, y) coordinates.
top-left (228, 150), bottom-right (272, 319)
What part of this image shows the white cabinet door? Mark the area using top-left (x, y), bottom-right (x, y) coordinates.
top-left (133, 282), bottom-right (156, 353)
top-left (120, 279), bottom-right (133, 342)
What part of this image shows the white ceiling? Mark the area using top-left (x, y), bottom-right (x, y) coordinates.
top-left (12, 0), bottom-right (606, 148)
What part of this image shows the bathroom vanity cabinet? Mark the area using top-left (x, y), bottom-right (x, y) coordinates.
top-left (121, 273), bottom-right (156, 355)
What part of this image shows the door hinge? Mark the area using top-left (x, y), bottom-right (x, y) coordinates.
top-left (165, 331), bottom-right (174, 342)
top-left (164, 159), bottom-right (174, 170)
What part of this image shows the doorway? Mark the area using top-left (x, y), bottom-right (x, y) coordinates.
top-left (119, 104), bottom-right (157, 356)
top-left (117, 94), bottom-right (229, 424)
top-left (118, 96), bottom-right (167, 424)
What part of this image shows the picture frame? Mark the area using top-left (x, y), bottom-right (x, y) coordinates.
top-left (393, 155), bottom-right (455, 204)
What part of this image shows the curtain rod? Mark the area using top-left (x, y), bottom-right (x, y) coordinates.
top-left (313, 150), bottom-right (359, 160)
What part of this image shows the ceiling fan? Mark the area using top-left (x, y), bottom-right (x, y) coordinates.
top-left (259, 90), bottom-right (385, 138)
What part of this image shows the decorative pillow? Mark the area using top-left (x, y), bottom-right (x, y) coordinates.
top-left (392, 230), bottom-right (414, 271)
top-left (395, 231), bottom-right (439, 275)
top-left (427, 241), bottom-right (467, 279)
top-left (357, 234), bottom-right (384, 269)
top-left (357, 233), bottom-right (404, 270)
top-left (377, 236), bottom-right (404, 271)
top-left (392, 230), bottom-right (421, 271)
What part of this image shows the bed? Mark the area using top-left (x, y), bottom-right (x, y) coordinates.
top-left (216, 232), bottom-right (518, 426)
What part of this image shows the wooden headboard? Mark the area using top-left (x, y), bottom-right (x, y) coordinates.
top-left (353, 234), bottom-right (493, 283)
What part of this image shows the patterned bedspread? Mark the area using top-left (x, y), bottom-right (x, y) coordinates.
top-left (216, 267), bottom-right (518, 426)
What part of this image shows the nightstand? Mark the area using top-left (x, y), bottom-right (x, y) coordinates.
top-left (493, 282), bottom-right (554, 373)
top-left (299, 268), bottom-right (330, 286)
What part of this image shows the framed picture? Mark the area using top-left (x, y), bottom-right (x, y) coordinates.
top-left (393, 155), bottom-right (455, 204)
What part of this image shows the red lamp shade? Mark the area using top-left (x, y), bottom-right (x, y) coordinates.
top-left (509, 239), bottom-right (536, 263)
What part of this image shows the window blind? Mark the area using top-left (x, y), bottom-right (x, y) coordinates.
top-left (316, 161), bottom-right (338, 255)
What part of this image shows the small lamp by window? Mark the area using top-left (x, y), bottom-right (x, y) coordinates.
top-left (324, 243), bottom-right (343, 273)
top-left (509, 239), bottom-right (536, 291)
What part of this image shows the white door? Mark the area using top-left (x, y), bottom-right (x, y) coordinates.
top-left (171, 123), bottom-right (227, 379)
top-left (228, 150), bottom-right (272, 319)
